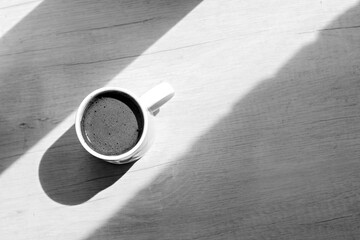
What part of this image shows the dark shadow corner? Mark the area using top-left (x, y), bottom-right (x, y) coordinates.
top-left (38, 125), bottom-right (134, 205)
top-left (0, 0), bottom-right (203, 176)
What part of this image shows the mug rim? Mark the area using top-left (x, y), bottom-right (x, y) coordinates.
top-left (75, 87), bottom-right (148, 162)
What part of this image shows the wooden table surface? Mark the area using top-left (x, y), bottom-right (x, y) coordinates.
top-left (2, 0), bottom-right (360, 239)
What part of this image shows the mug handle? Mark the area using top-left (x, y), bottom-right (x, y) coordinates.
top-left (140, 82), bottom-right (175, 114)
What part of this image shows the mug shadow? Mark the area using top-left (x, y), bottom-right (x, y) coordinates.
top-left (81, 3), bottom-right (360, 239)
top-left (0, 0), bottom-right (202, 174)
top-left (39, 125), bottom-right (134, 205)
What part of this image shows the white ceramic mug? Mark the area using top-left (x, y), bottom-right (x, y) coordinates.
top-left (75, 82), bottom-right (174, 164)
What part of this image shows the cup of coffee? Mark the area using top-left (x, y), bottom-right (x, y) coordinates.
top-left (75, 82), bottom-right (174, 164)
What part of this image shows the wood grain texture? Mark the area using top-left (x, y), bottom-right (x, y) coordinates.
top-left (1, 0), bottom-right (360, 239)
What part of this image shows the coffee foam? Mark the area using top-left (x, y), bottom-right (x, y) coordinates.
top-left (81, 93), bottom-right (143, 156)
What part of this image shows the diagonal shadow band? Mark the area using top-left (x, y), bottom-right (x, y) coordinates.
top-left (0, 0), bottom-right (202, 175)
top-left (38, 125), bottom-right (135, 205)
top-left (78, 3), bottom-right (360, 239)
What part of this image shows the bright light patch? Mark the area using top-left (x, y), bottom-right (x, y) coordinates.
top-left (0, 0), bottom-right (43, 38)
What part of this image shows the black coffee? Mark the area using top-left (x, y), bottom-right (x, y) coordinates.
top-left (81, 91), bottom-right (144, 156)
